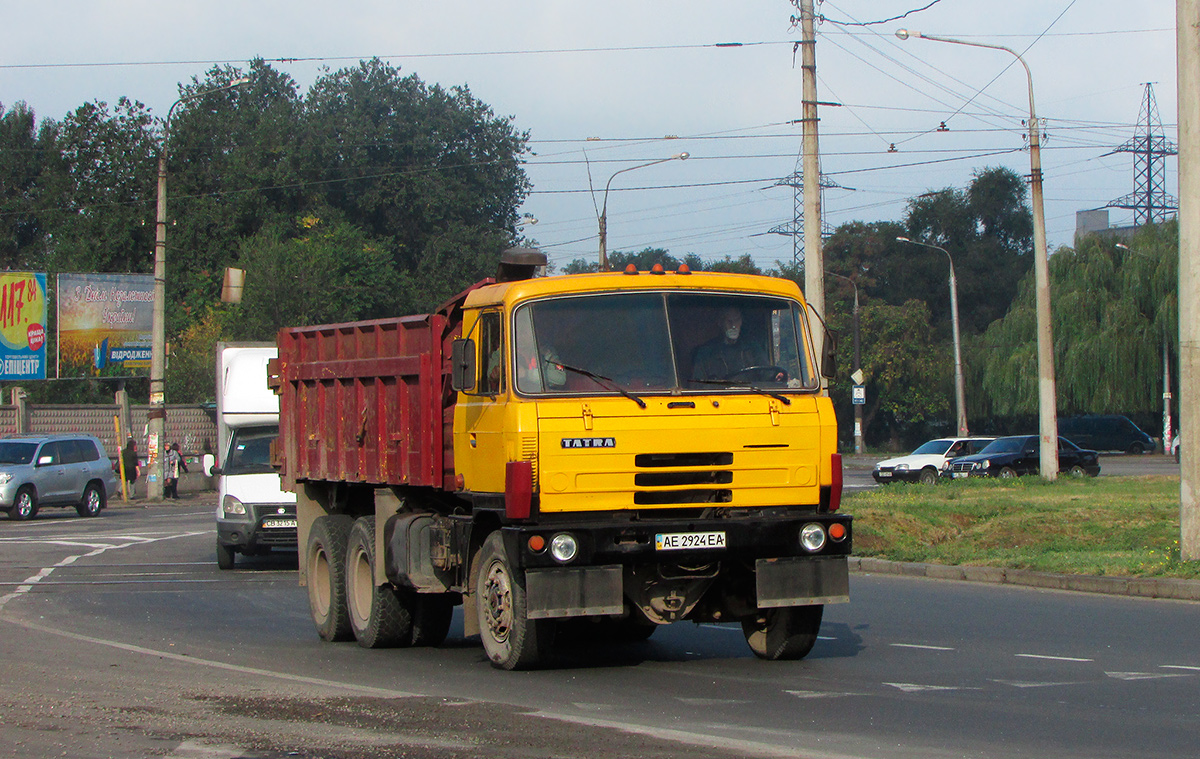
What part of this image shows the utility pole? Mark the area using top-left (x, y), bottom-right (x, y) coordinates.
top-left (798, 0), bottom-right (825, 381)
top-left (1177, 0), bottom-right (1199, 560)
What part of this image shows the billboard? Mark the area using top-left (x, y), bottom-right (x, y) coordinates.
top-left (0, 272), bottom-right (48, 381)
top-left (57, 273), bottom-right (154, 378)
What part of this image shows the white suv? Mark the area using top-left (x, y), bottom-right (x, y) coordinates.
top-left (873, 437), bottom-right (995, 485)
top-left (0, 435), bottom-right (119, 520)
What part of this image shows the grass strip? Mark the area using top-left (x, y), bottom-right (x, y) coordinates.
top-left (845, 475), bottom-right (1199, 579)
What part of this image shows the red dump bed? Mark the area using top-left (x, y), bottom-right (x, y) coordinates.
top-left (271, 312), bottom-right (458, 491)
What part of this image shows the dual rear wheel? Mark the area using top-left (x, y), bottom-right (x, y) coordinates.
top-left (306, 515), bottom-right (453, 648)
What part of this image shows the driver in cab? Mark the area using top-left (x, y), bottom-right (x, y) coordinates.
top-left (692, 306), bottom-right (768, 381)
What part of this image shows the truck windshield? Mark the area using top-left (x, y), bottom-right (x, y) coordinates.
top-left (513, 291), bottom-right (816, 395)
top-left (225, 426), bottom-right (278, 475)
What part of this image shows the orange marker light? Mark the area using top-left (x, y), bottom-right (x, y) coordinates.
top-left (651, 263), bottom-right (665, 274)
top-left (624, 264), bottom-right (639, 275)
top-left (528, 535), bottom-right (546, 552)
top-left (828, 523), bottom-right (847, 541)
top-left (677, 263), bottom-right (691, 274)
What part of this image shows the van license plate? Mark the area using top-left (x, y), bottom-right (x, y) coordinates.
top-left (655, 531), bottom-right (726, 551)
top-left (262, 518), bottom-right (297, 529)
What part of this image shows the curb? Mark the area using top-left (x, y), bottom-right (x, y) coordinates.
top-left (850, 557), bottom-right (1200, 602)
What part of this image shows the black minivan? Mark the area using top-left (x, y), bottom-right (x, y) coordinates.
top-left (1057, 415), bottom-right (1154, 454)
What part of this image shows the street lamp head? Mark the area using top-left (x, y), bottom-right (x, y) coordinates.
top-left (895, 236), bottom-right (911, 243)
top-left (674, 152), bottom-right (690, 161)
top-left (895, 28), bottom-right (919, 40)
top-left (231, 76), bottom-right (252, 86)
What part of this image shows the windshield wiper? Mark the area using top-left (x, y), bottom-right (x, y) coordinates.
top-left (689, 378), bottom-right (791, 405)
top-left (555, 362), bottom-right (647, 408)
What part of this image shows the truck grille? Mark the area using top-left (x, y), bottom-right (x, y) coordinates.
top-left (633, 451), bottom-right (734, 505)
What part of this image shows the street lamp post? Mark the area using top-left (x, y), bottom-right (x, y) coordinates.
top-left (897, 236), bottom-right (968, 438)
top-left (896, 28), bottom-right (1058, 480)
top-left (827, 271), bottom-right (863, 453)
top-left (149, 77), bottom-right (250, 499)
top-left (598, 153), bottom-right (688, 271)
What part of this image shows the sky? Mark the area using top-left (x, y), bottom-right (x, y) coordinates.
top-left (0, 1), bottom-right (1180, 272)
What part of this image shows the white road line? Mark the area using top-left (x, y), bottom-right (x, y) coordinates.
top-left (890, 643), bottom-right (955, 651)
top-left (1161, 664), bottom-right (1200, 672)
top-left (1015, 653), bottom-right (1094, 662)
top-left (883, 682), bottom-right (981, 693)
top-left (0, 616), bottom-right (418, 699)
top-left (1106, 671), bottom-right (1190, 681)
top-left (0, 530), bottom-right (208, 611)
top-left (990, 679), bottom-right (1082, 689)
top-left (785, 689), bottom-right (861, 699)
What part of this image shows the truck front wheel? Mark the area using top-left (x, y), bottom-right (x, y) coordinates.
top-left (346, 517), bottom-right (413, 648)
top-left (742, 605), bottom-right (823, 660)
top-left (307, 514), bottom-right (355, 642)
top-left (476, 531), bottom-right (553, 670)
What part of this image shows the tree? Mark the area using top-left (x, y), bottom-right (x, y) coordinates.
top-left (227, 215), bottom-right (406, 341)
top-left (980, 222), bottom-right (1178, 417)
top-left (0, 102), bottom-right (46, 270)
top-left (38, 97), bottom-right (158, 275)
top-left (302, 59), bottom-right (531, 307)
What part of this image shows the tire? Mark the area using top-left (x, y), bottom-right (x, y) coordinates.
top-left (918, 468), bottom-right (939, 486)
top-left (476, 531), bottom-right (553, 670)
top-left (411, 594), bottom-right (455, 647)
top-left (306, 514), bottom-right (355, 642)
top-left (76, 483), bottom-right (105, 518)
top-left (1067, 464), bottom-right (1088, 478)
top-left (742, 605), bottom-right (824, 660)
top-left (9, 487), bottom-right (37, 521)
top-left (1127, 442), bottom-right (1145, 455)
top-left (998, 467), bottom-right (1018, 479)
top-left (215, 541), bottom-right (236, 570)
top-left (346, 517), bottom-right (414, 648)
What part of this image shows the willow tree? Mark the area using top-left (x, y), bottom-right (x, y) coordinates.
top-left (979, 222), bottom-right (1177, 416)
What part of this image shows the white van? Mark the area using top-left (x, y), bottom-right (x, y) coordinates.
top-left (203, 343), bottom-right (297, 569)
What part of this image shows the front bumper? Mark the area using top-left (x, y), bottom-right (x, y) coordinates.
top-left (217, 503), bottom-right (298, 552)
top-left (873, 468), bottom-right (921, 483)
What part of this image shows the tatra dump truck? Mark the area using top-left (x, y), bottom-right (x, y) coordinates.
top-left (270, 251), bottom-right (851, 670)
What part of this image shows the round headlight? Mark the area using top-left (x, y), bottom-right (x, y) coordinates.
top-left (549, 533), bottom-right (579, 563)
top-left (800, 523), bottom-right (827, 552)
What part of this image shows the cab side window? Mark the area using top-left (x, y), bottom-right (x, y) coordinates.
top-left (480, 311), bottom-right (504, 395)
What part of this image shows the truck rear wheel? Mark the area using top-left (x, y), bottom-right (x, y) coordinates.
top-left (346, 517), bottom-right (413, 648)
top-left (742, 605), bottom-right (823, 660)
top-left (307, 514), bottom-right (355, 642)
top-left (476, 531), bottom-right (553, 670)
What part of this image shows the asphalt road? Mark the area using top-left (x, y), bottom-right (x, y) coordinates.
top-left (1, 490), bottom-right (1197, 759)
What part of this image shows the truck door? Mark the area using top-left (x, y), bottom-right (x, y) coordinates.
top-left (457, 310), bottom-right (510, 494)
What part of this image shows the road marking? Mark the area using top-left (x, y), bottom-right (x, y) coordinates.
top-left (0, 530), bottom-right (208, 611)
top-left (1106, 671), bottom-right (1190, 681)
top-left (1015, 653), bottom-right (1094, 662)
top-left (883, 683), bottom-right (981, 693)
top-left (678, 697), bottom-right (752, 706)
top-left (991, 679), bottom-right (1081, 689)
top-left (1161, 664), bottom-right (1200, 672)
top-left (785, 689), bottom-right (861, 699)
top-left (0, 615), bottom-right (419, 699)
top-left (890, 643), bottom-right (955, 651)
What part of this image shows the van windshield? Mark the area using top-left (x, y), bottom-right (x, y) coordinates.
top-left (0, 442), bottom-right (37, 465)
top-left (512, 291), bottom-right (817, 395)
top-left (225, 426), bottom-right (278, 475)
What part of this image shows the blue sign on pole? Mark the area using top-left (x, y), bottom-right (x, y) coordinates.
top-left (852, 384), bottom-right (866, 405)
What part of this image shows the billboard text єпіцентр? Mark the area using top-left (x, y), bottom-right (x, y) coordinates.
top-left (0, 272), bottom-right (48, 381)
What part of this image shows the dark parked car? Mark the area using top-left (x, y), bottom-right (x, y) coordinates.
top-left (1058, 415), bottom-right (1153, 454)
top-left (942, 435), bottom-right (1101, 479)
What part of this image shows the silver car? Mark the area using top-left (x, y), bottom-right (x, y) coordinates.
top-left (0, 435), bottom-right (119, 520)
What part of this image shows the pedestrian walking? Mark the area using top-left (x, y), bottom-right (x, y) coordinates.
top-left (165, 442), bottom-right (188, 499)
top-left (121, 438), bottom-right (140, 500)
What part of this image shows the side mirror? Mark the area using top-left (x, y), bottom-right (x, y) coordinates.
top-left (451, 339), bottom-right (476, 392)
top-left (821, 328), bottom-right (838, 381)
top-left (202, 453), bottom-right (220, 477)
